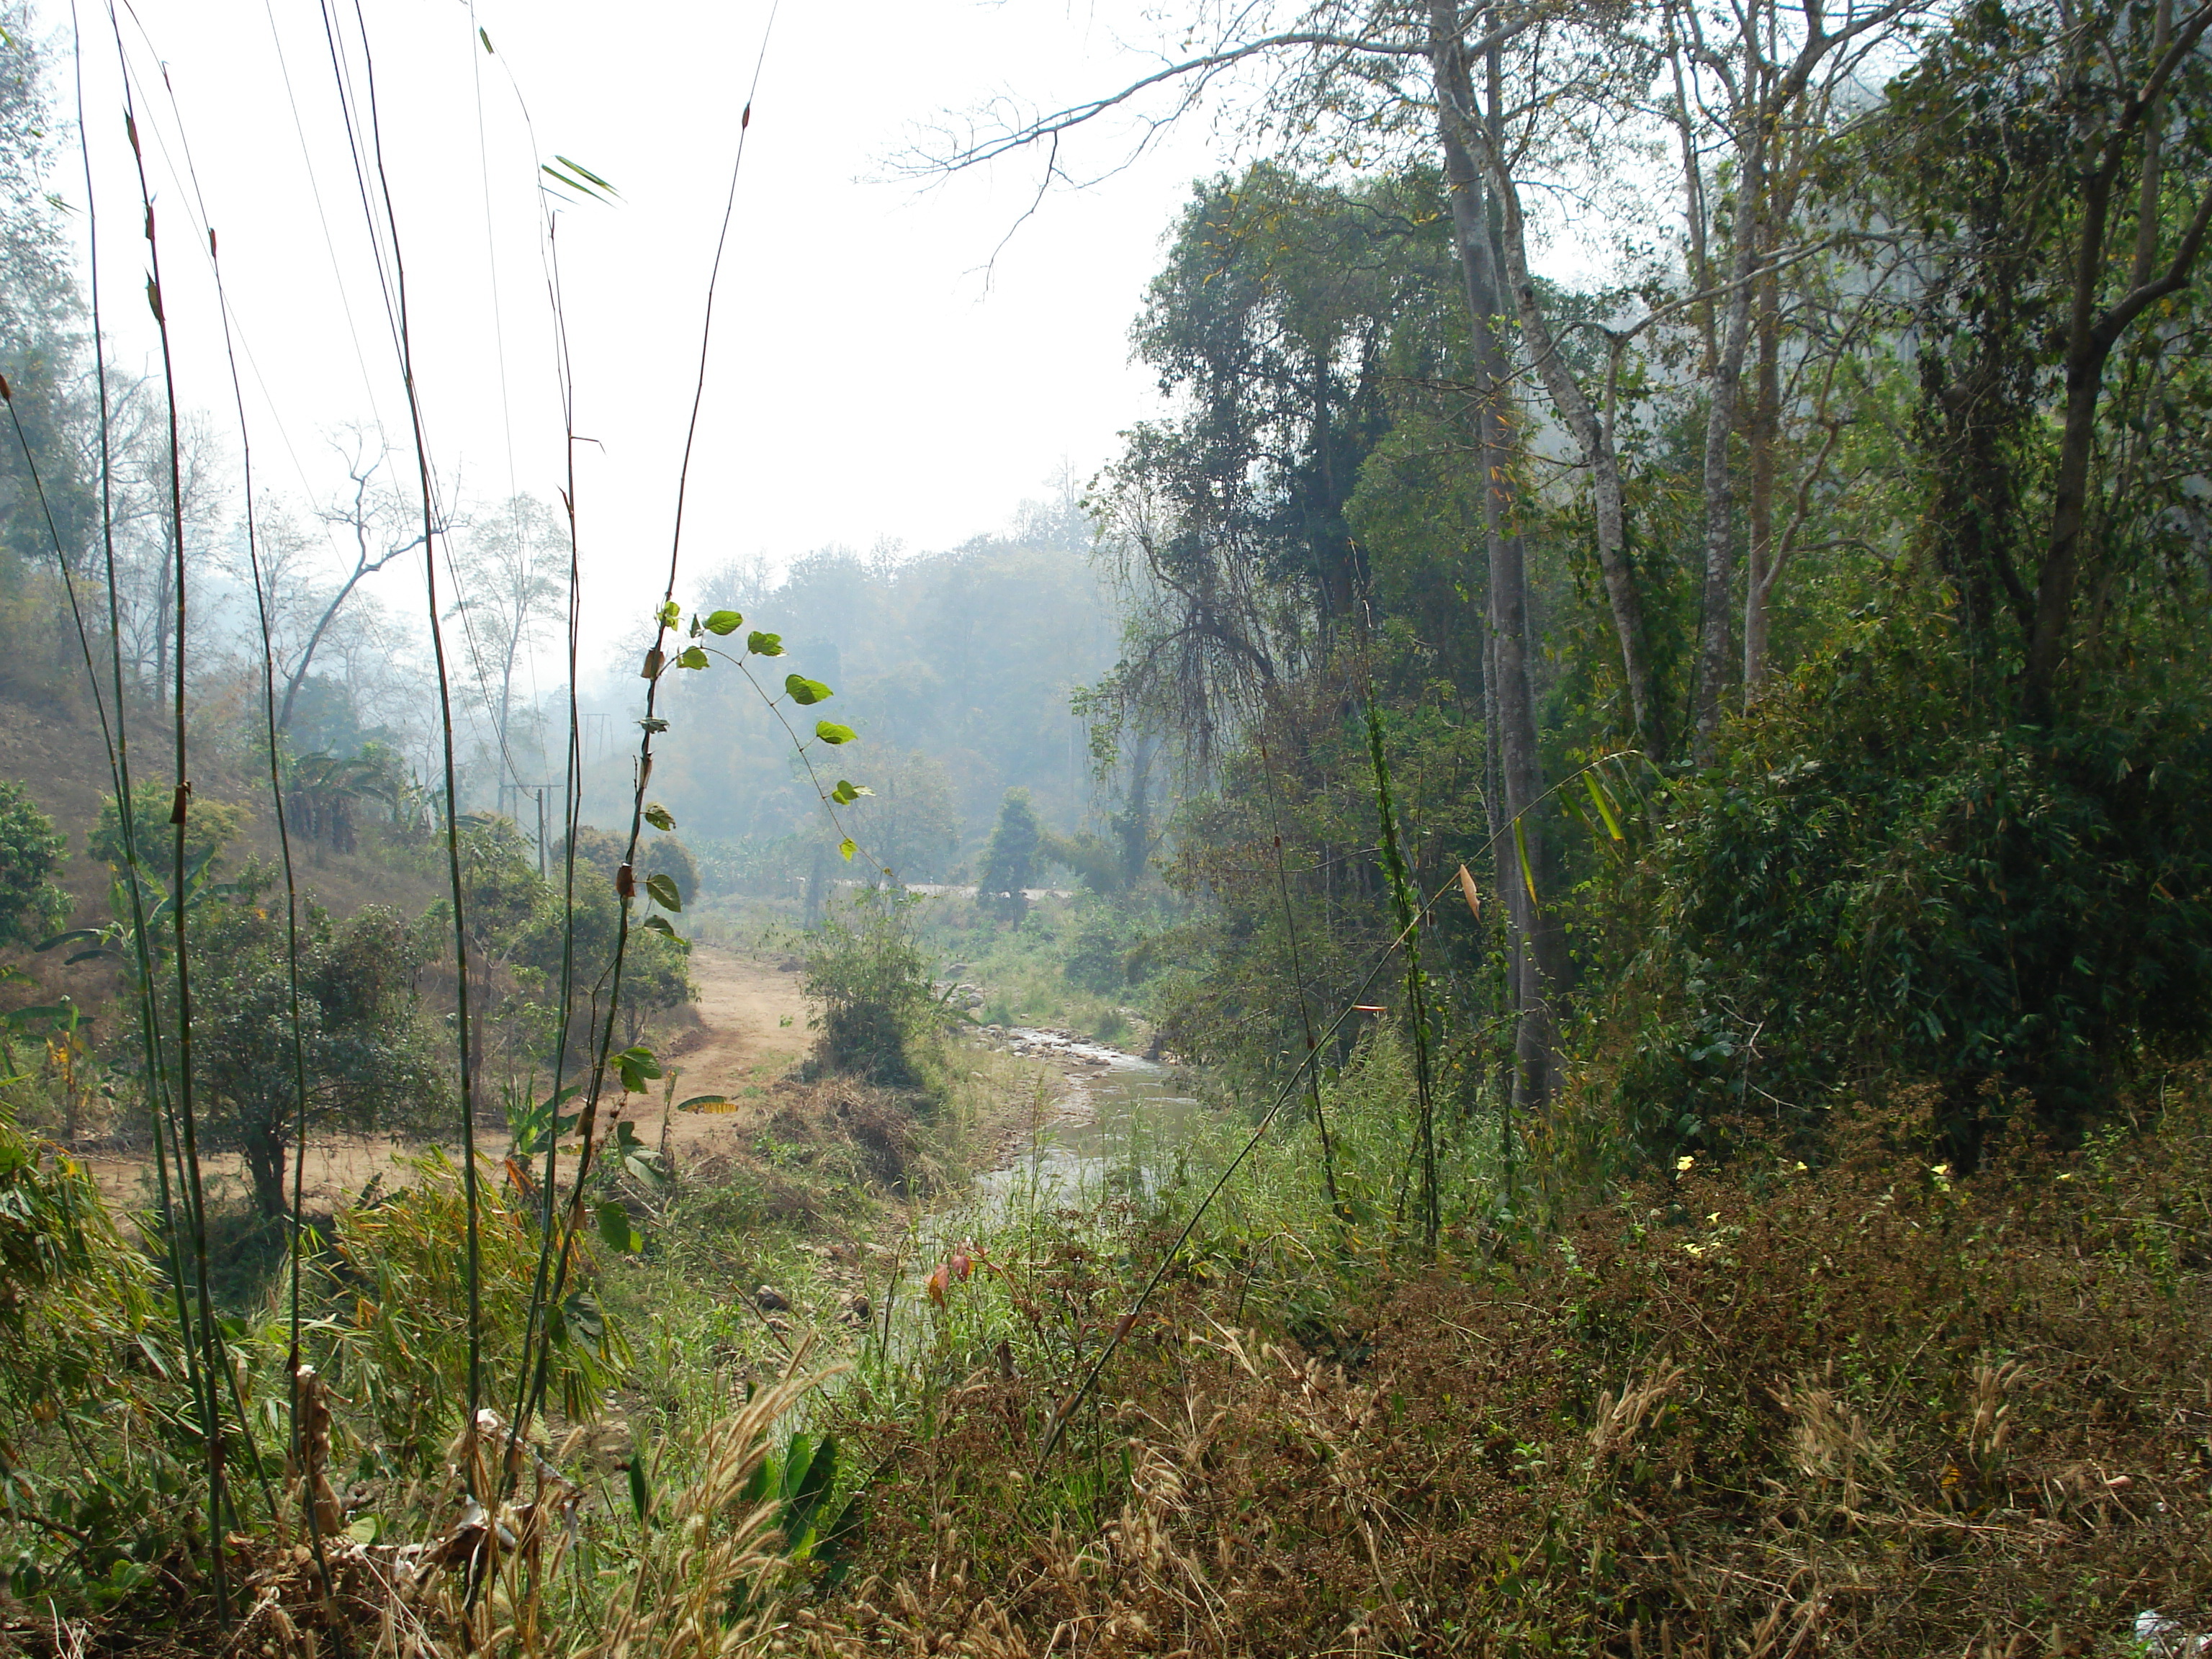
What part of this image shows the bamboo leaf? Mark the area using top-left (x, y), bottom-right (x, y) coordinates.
top-left (555, 154), bottom-right (621, 199)
top-left (783, 1433), bottom-right (838, 1545)
top-left (1583, 771), bottom-right (1624, 841)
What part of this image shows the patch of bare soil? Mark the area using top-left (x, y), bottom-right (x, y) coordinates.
top-left (79, 945), bottom-right (814, 1210)
top-left (652, 944), bottom-right (811, 1148)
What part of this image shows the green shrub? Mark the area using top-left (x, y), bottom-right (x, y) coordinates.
top-left (0, 780), bottom-right (68, 950)
top-left (86, 783), bottom-right (248, 873)
top-left (1615, 618), bottom-right (2212, 1151)
top-left (504, 859), bottom-right (693, 1058)
top-left (1062, 905), bottom-right (1135, 994)
top-left (803, 891), bottom-right (940, 1090)
top-left (559, 823), bottom-right (697, 907)
top-left (189, 884), bottom-right (446, 1219)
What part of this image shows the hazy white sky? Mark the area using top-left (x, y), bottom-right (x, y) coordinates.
top-left (64, 0), bottom-right (1232, 644)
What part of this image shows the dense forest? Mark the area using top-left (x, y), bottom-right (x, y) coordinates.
top-left (0, 0), bottom-right (2208, 1651)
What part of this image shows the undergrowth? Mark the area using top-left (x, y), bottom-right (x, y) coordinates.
top-left (3, 1015), bottom-right (2209, 1655)
top-left (796, 1071), bottom-right (2212, 1658)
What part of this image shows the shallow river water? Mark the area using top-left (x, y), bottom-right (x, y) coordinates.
top-left (975, 1029), bottom-right (1208, 1213)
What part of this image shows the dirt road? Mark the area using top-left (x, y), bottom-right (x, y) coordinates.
top-left (654, 945), bottom-right (812, 1153)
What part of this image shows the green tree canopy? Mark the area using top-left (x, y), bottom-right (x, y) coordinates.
top-left (976, 788), bottom-right (1043, 925)
top-left (190, 888), bottom-right (444, 1219)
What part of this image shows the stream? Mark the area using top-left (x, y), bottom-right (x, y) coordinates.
top-left (976, 1028), bottom-right (1207, 1213)
top-left (871, 1030), bottom-right (1206, 1353)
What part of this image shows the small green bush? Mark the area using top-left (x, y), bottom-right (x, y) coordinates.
top-left (1063, 906), bottom-right (1134, 994)
top-left (803, 890), bottom-right (940, 1090)
top-left (86, 783), bottom-right (249, 873)
top-left (0, 780), bottom-right (68, 950)
top-left (189, 883), bottom-right (446, 1220)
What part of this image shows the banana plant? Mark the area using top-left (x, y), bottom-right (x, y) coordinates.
top-left (35, 845), bottom-right (240, 992)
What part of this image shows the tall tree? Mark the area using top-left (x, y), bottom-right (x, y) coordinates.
top-left (1094, 166), bottom-right (1453, 765)
top-left (276, 428), bottom-right (433, 734)
top-left (447, 492), bottom-right (565, 793)
top-left (1430, 6), bottom-right (1564, 1107)
top-left (1661, 0), bottom-right (1920, 757)
top-left (1877, 0), bottom-right (2212, 715)
top-left (1444, 10), bottom-right (1665, 754)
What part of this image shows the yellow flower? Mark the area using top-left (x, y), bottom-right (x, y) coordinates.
top-left (1675, 1155), bottom-right (1695, 1173)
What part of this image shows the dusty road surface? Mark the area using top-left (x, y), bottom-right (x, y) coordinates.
top-left (653, 945), bottom-right (812, 1154)
top-left (81, 945), bottom-right (813, 1210)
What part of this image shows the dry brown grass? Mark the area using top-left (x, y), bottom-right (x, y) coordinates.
top-left (797, 1084), bottom-right (2212, 1655)
top-left (217, 1349), bottom-right (835, 1659)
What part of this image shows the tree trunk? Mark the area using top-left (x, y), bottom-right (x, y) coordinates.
top-left (1743, 256), bottom-right (1782, 701)
top-left (1664, 2), bottom-right (1719, 376)
top-left (1455, 57), bottom-right (1660, 755)
top-left (1431, 9), bottom-right (1560, 1110)
top-left (245, 1120), bottom-right (288, 1222)
top-left (1119, 733), bottom-right (1156, 890)
top-left (279, 565), bottom-right (378, 734)
top-left (1692, 157), bottom-right (1761, 763)
top-left (1480, 608), bottom-right (1511, 1107)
